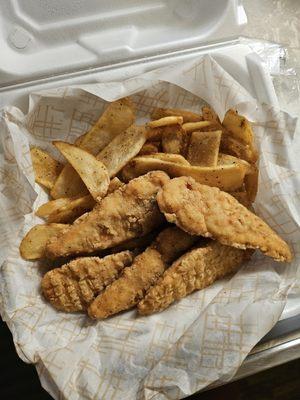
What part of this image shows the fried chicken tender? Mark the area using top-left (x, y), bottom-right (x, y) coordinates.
top-left (42, 251), bottom-right (133, 312)
top-left (151, 226), bottom-right (198, 263)
top-left (157, 177), bottom-right (292, 262)
top-left (46, 171), bottom-right (169, 259)
top-left (88, 227), bottom-right (198, 319)
top-left (138, 242), bottom-right (251, 315)
top-left (110, 231), bottom-right (157, 254)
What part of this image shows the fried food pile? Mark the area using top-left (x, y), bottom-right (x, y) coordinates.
top-left (20, 98), bottom-right (293, 318)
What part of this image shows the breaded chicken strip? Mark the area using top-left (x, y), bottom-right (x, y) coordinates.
top-left (138, 242), bottom-right (251, 315)
top-left (42, 251), bottom-right (133, 312)
top-left (157, 177), bottom-right (292, 262)
top-left (88, 227), bottom-right (198, 319)
top-left (151, 226), bottom-right (198, 263)
top-left (46, 171), bottom-right (169, 259)
top-left (110, 231), bottom-right (157, 254)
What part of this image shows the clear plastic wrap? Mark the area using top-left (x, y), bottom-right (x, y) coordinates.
top-left (239, 37), bottom-right (300, 323)
top-left (241, 37), bottom-right (300, 118)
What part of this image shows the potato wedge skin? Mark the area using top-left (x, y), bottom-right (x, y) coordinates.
top-left (244, 165), bottom-right (259, 203)
top-left (54, 141), bottom-right (110, 202)
top-left (51, 98), bottom-right (135, 198)
top-left (202, 106), bottom-right (221, 126)
top-left (75, 98), bottom-right (135, 155)
top-left (36, 197), bottom-right (78, 219)
top-left (151, 108), bottom-right (203, 123)
top-left (222, 109), bottom-right (258, 163)
top-left (96, 125), bottom-right (148, 177)
top-left (122, 156), bottom-right (248, 191)
top-left (36, 195), bottom-right (96, 224)
top-left (223, 109), bottom-right (253, 145)
top-left (202, 106), bottom-right (258, 164)
top-left (161, 124), bottom-right (188, 155)
top-left (30, 148), bottom-right (63, 190)
top-left (20, 224), bottom-right (68, 260)
top-left (138, 142), bottom-right (160, 155)
top-left (51, 163), bottom-right (88, 199)
top-left (217, 153), bottom-right (251, 173)
top-left (187, 131), bottom-right (221, 167)
top-left (221, 135), bottom-right (258, 164)
top-left (141, 153), bottom-right (190, 166)
top-left (38, 178), bottom-right (123, 224)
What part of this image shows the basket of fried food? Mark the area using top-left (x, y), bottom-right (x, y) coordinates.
top-left (20, 98), bottom-right (293, 319)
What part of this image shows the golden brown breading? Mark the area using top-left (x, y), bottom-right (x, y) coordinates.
top-left (110, 231), bottom-right (158, 254)
top-left (88, 248), bottom-right (164, 319)
top-left (151, 226), bottom-right (198, 263)
top-left (46, 171), bottom-right (169, 259)
top-left (42, 251), bottom-right (133, 312)
top-left (157, 176), bottom-right (292, 262)
top-left (88, 227), bottom-right (197, 319)
top-left (138, 242), bottom-right (251, 315)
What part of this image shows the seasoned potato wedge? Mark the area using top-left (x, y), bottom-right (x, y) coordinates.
top-left (75, 98), bottom-right (135, 154)
top-left (222, 109), bottom-right (258, 163)
top-left (151, 108), bottom-right (202, 123)
top-left (223, 109), bottom-right (254, 146)
top-left (182, 121), bottom-right (212, 132)
top-left (161, 124), bottom-right (188, 155)
top-left (147, 116), bottom-right (183, 128)
top-left (221, 136), bottom-right (258, 164)
top-left (202, 106), bottom-right (258, 163)
top-left (138, 142), bottom-right (160, 155)
top-left (217, 153), bottom-right (251, 172)
top-left (202, 106), bottom-right (223, 129)
top-left (51, 98), bottom-right (135, 199)
top-left (51, 158), bottom-right (124, 201)
top-left (122, 156), bottom-right (249, 191)
top-left (244, 165), bottom-right (259, 202)
top-left (187, 131), bottom-right (222, 167)
top-left (97, 125), bottom-right (148, 177)
top-left (141, 153), bottom-right (190, 165)
top-left (40, 177), bottom-right (124, 223)
top-left (20, 224), bottom-right (68, 260)
top-left (51, 164), bottom-right (88, 198)
top-left (54, 141), bottom-right (110, 202)
top-left (36, 195), bottom-right (96, 223)
top-left (30, 148), bottom-right (63, 190)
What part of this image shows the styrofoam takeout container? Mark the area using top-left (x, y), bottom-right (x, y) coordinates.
top-left (1, 0), bottom-right (299, 388)
top-left (0, 0), bottom-right (278, 110)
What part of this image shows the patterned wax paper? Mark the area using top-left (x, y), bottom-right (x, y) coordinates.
top-left (0, 55), bottom-right (299, 400)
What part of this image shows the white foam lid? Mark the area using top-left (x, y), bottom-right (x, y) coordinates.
top-left (0, 0), bottom-right (247, 86)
